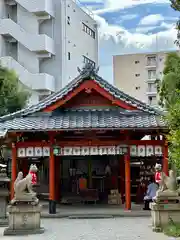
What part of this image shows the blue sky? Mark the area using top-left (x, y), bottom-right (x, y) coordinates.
top-left (79, 0), bottom-right (179, 83)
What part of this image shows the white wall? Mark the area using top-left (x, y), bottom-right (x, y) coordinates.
top-left (63, 0), bottom-right (98, 85)
top-left (17, 5), bottom-right (39, 73)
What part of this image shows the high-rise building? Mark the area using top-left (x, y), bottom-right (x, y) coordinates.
top-left (113, 51), bottom-right (178, 106)
top-left (0, 0), bottom-right (98, 104)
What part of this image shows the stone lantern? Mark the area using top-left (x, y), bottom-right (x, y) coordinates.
top-left (0, 164), bottom-right (10, 225)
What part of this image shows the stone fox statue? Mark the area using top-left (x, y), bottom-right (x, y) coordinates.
top-left (14, 171), bottom-right (34, 196)
top-left (11, 164), bottom-right (39, 205)
top-left (159, 169), bottom-right (177, 192)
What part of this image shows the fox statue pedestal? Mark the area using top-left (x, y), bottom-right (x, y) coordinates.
top-left (4, 201), bottom-right (44, 236)
top-left (150, 167), bottom-right (180, 232)
top-left (0, 167), bottom-right (10, 226)
top-left (4, 166), bottom-right (45, 236)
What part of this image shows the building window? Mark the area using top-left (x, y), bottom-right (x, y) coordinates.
top-left (82, 23), bottom-right (95, 39)
top-left (68, 52), bottom-right (71, 60)
top-left (135, 74), bottom-right (140, 77)
top-left (148, 83), bottom-right (156, 92)
top-left (83, 55), bottom-right (95, 67)
top-left (147, 55), bottom-right (156, 66)
top-left (135, 86), bottom-right (140, 90)
top-left (135, 60), bottom-right (139, 64)
top-left (67, 16), bottom-right (70, 25)
top-left (148, 70), bottom-right (156, 79)
top-left (148, 96), bottom-right (157, 105)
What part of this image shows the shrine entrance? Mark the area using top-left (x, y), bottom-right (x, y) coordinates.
top-left (0, 63), bottom-right (168, 213)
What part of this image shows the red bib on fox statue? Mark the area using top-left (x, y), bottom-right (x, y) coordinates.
top-left (155, 163), bottom-right (162, 184)
top-left (29, 164), bottom-right (38, 185)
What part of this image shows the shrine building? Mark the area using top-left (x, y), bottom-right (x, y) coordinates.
top-left (0, 64), bottom-right (168, 213)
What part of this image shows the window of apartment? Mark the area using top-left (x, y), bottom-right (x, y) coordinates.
top-left (67, 16), bottom-right (70, 25)
top-left (147, 55), bottom-right (156, 66)
top-left (148, 96), bottom-right (157, 105)
top-left (68, 52), bottom-right (71, 60)
top-left (148, 83), bottom-right (156, 92)
top-left (135, 86), bottom-right (140, 90)
top-left (82, 23), bottom-right (95, 39)
top-left (135, 73), bottom-right (140, 77)
top-left (135, 60), bottom-right (140, 64)
top-left (83, 55), bottom-right (95, 67)
top-left (148, 69), bottom-right (156, 79)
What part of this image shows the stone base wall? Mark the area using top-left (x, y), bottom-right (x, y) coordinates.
top-left (4, 203), bottom-right (44, 235)
top-left (150, 202), bottom-right (180, 232)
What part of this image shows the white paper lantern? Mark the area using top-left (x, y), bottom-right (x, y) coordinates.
top-left (130, 145), bottom-right (137, 156)
top-left (72, 147), bottom-right (81, 156)
top-left (116, 145), bottom-right (123, 155)
top-left (17, 148), bottom-right (26, 158)
top-left (90, 146), bottom-right (98, 155)
top-left (34, 147), bottom-right (42, 157)
top-left (43, 147), bottom-right (50, 156)
top-left (155, 146), bottom-right (162, 156)
top-left (107, 146), bottom-right (116, 155)
top-left (146, 145), bottom-right (154, 156)
top-left (26, 147), bottom-right (34, 157)
top-left (63, 147), bottom-right (73, 156)
top-left (138, 145), bottom-right (145, 157)
top-left (81, 147), bottom-right (89, 155)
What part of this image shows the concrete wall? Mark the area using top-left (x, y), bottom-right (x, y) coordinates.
top-left (0, 0), bottom-right (98, 104)
top-left (113, 51), bottom-right (176, 106)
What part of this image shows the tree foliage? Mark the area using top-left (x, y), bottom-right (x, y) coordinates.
top-left (0, 65), bottom-right (30, 116)
top-left (157, 52), bottom-right (180, 108)
top-left (166, 97), bottom-right (180, 170)
top-left (157, 51), bottom-right (180, 170)
top-left (170, 0), bottom-right (180, 47)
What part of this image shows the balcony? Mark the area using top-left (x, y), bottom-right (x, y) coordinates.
top-left (146, 89), bottom-right (157, 96)
top-left (5, 0), bottom-right (54, 18)
top-left (145, 58), bottom-right (157, 68)
top-left (146, 78), bottom-right (156, 83)
top-left (0, 56), bottom-right (55, 92)
top-left (0, 19), bottom-right (55, 55)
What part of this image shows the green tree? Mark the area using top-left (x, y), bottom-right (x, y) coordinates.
top-left (170, 0), bottom-right (180, 47)
top-left (166, 96), bottom-right (180, 171)
top-left (157, 52), bottom-right (180, 108)
top-left (0, 65), bottom-right (30, 116)
top-left (157, 52), bottom-right (180, 171)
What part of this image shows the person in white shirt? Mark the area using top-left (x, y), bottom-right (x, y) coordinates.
top-left (143, 177), bottom-right (158, 210)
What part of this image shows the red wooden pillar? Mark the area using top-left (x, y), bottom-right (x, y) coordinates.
top-left (124, 148), bottom-right (131, 210)
top-left (49, 138), bottom-right (56, 214)
top-left (11, 143), bottom-right (17, 200)
top-left (163, 140), bottom-right (168, 175)
top-left (119, 156), bottom-right (125, 204)
top-left (55, 156), bottom-right (61, 200)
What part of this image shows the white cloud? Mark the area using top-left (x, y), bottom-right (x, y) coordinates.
top-left (135, 26), bottom-right (157, 33)
top-left (120, 14), bottom-right (138, 21)
top-left (94, 0), bottom-right (169, 14)
top-left (139, 14), bottom-right (164, 25)
top-left (135, 21), bottom-right (175, 33)
top-left (95, 14), bottom-right (177, 70)
top-left (95, 14), bottom-right (177, 48)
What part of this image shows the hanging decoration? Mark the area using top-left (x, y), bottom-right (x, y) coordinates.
top-left (16, 145), bottom-right (163, 157)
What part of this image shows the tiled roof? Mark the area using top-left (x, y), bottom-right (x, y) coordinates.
top-left (0, 64), bottom-right (161, 122)
top-left (0, 109), bottom-right (166, 131)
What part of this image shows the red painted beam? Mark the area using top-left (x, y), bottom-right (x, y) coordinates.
top-left (16, 139), bottom-right (164, 148)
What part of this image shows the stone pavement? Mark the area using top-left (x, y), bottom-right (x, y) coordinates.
top-left (0, 217), bottom-right (174, 240)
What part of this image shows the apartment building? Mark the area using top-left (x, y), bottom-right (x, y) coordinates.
top-left (113, 51), bottom-right (175, 106)
top-left (0, 0), bottom-right (98, 105)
